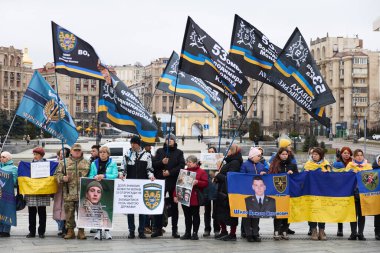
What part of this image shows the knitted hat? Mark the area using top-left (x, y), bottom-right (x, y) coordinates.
top-left (279, 138), bottom-right (292, 148)
top-left (32, 147), bottom-right (45, 157)
top-left (130, 135), bottom-right (141, 145)
top-left (165, 134), bottom-right (176, 143)
top-left (248, 147), bottom-right (261, 159)
top-left (86, 181), bottom-right (103, 192)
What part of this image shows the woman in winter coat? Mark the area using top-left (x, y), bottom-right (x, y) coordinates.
top-left (0, 151), bottom-right (18, 237)
top-left (174, 155), bottom-right (208, 240)
top-left (345, 149), bottom-right (372, 241)
top-left (214, 144), bottom-right (243, 241)
top-left (269, 147), bottom-right (298, 240)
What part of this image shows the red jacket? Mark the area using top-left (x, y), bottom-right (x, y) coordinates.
top-left (174, 165), bottom-right (208, 206)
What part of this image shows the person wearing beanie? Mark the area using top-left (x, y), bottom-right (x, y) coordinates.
top-left (151, 133), bottom-right (185, 238)
top-left (24, 147), bottom-right (50, 239)
top-left (279, 139), bottom-right (292, 149)
top-left (257, 147), bottom-right (269, 171)
top-left (121, 135), bottom-right (154, 239)
top-left (54, 143), bottom-right (90, 240)
top-left (240, 147), bottom-right (267, 242)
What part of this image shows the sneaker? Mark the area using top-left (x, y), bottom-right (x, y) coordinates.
top-left (221, 234), bottom-right (237, 241)
top-left (191, 233), bottom-right (199, 240)
top-left (94, 230), bottom-right (101, 240)
top-left (281, 231), bottom-right (289, 240)
top-left (273, 231), bottom-right (280, 241)
top-left (215, 231), bottom-right (228, 239)
top-left (104, 231), bottom-right (112, 240)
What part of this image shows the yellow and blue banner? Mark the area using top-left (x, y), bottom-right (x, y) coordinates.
top-left (52, 21), bottom-right (104, 80)
top-left (227, 172), bottom-right (289, 218)
top-left (157, 51), bottom-right (224, 117)
top-left (289, 171), bottom-right (356, 223)
top-left (357, 169), bottom-right (380, 216)
top-left (16, 71), bottom-right (79, 146)
top-left (0, 169), bottom-right (17, 226)
top-left (98, 73), bottom-right (157, 144)
top-left (17, 161), bottom-right (59, 195)
top-left (179, 17), bottom-right (249, 115)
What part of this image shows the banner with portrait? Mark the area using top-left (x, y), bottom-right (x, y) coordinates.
top-left (113, 179), bottom-right (165, 214)
top-left (78, 178), bottom-right (114, 229)
top-left (0, 170), bottom-right (17, 226)
top-left (227, 172), bottom-right (289, 218)
top-left (175, 169), bottom-right (196, 207)
top-left (200, 153), bottom-right (223, 170)
top-left (357, 169), bottom-right (380, 216)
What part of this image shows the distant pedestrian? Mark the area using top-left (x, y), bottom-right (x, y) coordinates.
top-left (26, 135), bottom-right (31, 145)
top-left (182, 135), bottom-right (185, 145)
top-left (197, 135), bottom-right (201, 143)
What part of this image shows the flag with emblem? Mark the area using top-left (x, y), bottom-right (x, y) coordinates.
top-left (357, 169), bottom-right (380, 215)
top-left (157, 51), bottom-right (225, 117)
top-left (16, 71), bottom-right (79, 146)
top-left (52, 21), bottom-right (104, 80)
top-left (179, 17), bottom-right (250, 114)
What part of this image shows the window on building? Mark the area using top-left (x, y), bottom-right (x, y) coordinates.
top-left (162, 96), bottom-right (167, 103)
top-left (169, 96), bottom-right (174, 103)
top-left (76, 83), bottom-right (81, 91)
top-left (354, 57), bottom-right (368, 65)
top-left (163, 106), bottom-right (167, 112)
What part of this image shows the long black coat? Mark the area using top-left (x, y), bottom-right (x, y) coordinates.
top-left (152, 143), bottom-right (185, 191)
top-left (214, 153), bottom-right (242, 226)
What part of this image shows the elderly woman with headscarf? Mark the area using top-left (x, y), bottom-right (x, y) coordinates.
top-left (0, 151), bottom-right (18, 237)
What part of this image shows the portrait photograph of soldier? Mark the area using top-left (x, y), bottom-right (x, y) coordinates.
top-left (77, 178), bottom-right (114, 229)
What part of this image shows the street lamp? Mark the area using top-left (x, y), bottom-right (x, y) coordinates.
top-left (364, 101), bottom-right (380, 153)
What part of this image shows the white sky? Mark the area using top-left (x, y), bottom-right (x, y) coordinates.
top-left (1, 0), bottom-right (379, 68)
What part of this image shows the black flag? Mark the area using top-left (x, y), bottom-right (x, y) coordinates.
top-left (52, 21), bottom-right (103, 80)
top-left (157, 51), bottom-right (225, 117)
top-left (269, 28), bottom-right (335, 109)
top-left (179, 17), bottom-right (250, 114)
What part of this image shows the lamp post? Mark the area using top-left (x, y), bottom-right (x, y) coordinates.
top-left (364, 101), bottom-right (380, 154)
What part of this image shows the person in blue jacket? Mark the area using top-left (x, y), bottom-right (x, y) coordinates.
top-left (88, 146), bottom-right (118, 240)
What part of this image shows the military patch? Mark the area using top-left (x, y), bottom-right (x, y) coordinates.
top-left (58, 28), bottom-right (77, 53)
top-left (361, 171), bottom-right (379, 191)
top-left (273, 175), bottom-right (287, 194)
top-left (143, 183), bottom-right (162, 210)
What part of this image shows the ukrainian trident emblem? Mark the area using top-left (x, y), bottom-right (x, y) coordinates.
top-left (143, 183), bottom-right (162, 210)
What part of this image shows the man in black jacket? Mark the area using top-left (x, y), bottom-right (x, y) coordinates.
top-left (122, 136), bottom-right (155, 239)
top-left (151, 134), bottom-right (185, 238)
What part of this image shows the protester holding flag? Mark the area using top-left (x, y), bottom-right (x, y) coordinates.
top-left (372, 155), bottom-right (380, 240)
top-left (303, 147), bottom-right (331, 240)
top-left (88, 146), bottom-right (118, 240)
top-left (24, 147), bottom-right (50, 239)
top-left (214, 144), bottom-right (242, 241)
top-left (240, 147), bottom-right (267, 242)
top-left (152, 134), bottom-right (185, 238)
top-left (174, 155), bottom-right (208, 240)
top-left (269, 148), bottom-right (298, 240)
top-left (55, 144), bottom-right (90, 240)
top-left (0, 151), bottom-right (18, 237)
top-left (345, 149), bottom-right (372, 241)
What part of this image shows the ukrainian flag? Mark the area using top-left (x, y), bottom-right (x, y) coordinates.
top-left (18, 161), bottom-right (59, 195)
top-left (357, 169), bottom-right (380, 216)
top-left (289, 171), bottom-right (356, 223)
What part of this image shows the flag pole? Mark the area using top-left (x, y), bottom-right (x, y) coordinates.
top-left (166, 71), bottom-right (179, 155)
top-left (218, 87), bottom-right (227, 153)
top-left (219, 83), bottom-right (264, 167)
top-left (147, 86), bottom-right (158, 113)
top-left (0, 113), bottom-right (17, 154)
top-left (96, 80), bottom-right (104, 146)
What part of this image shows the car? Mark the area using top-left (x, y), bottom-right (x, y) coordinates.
top-left (372, 134), bottom-right (380, 140)
top-left (102, 141), bottom-right (131, 171)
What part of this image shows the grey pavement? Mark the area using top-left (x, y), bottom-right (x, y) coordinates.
top-left (3, 138), bottom-right (380, 252)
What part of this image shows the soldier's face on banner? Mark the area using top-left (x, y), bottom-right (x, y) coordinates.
top-left (87, 186), bottom-right (102, 204)
top-left (253, 179), bottom-right (266, 197)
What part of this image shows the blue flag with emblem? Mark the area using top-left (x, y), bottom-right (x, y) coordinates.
top-left (16, 71), bottom-right (79, 146)
top-left (0, 169), bottom-right (17, 226)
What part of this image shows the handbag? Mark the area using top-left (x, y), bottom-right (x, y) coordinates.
top-left (16, 186), bottom-right (26, 211)
top-left (195, 188), bottom-right (208, 206)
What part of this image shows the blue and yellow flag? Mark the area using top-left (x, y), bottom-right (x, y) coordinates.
top-left (357, 169), bottom-right (380, 216)
top-left (18, 161), bottom-right (59, 195)
top-left (16, 71), bottom-right (79, 146)
top-left (289, 171), bottom-right (356, 223)
top-left (0, 169), bottom-right (17, 226)
top-left (227, 172), bottom-right (289, 218)
top-left (157, 51), bottom-right (225, 117)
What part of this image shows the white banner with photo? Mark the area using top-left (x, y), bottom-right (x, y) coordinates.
top-left (176, 169), bottom-right (196, 207)
top-left (200, 153), bottom-right (223, 170)
top-left (113, 179), bottom-right (165, 214)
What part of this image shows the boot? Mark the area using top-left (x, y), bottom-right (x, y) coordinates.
top-left (311, 228), bottom-right (318, 240)
top-left (77, 228), bottom-right (87, 240)
top-left (151, 229), bottom-right (163, 238)
top-left (64, 228), bottom-right (75, 239)
top-left (337, 223), bottom-right (343, 236)
top-left (318, 228), bottom-right (327, 241)
top-left (172, 227), bottom-right (180, 238)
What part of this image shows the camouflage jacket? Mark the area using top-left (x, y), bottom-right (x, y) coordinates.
top-left (54, 156), bottom-right (90, 201)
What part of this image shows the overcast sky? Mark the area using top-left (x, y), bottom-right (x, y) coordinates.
top-left (1, 0), bottom-right (379, 68)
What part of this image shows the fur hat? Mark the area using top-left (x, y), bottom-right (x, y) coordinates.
top-left (32, 147), bottom-right (45, 157)
top-left (248, 147), bottom-right (261, 159)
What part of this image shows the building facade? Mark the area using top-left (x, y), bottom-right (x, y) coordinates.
top-left (0, 46), bottom-right (33, 114)
top-left (114, 63), bottom-right (144, 87)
